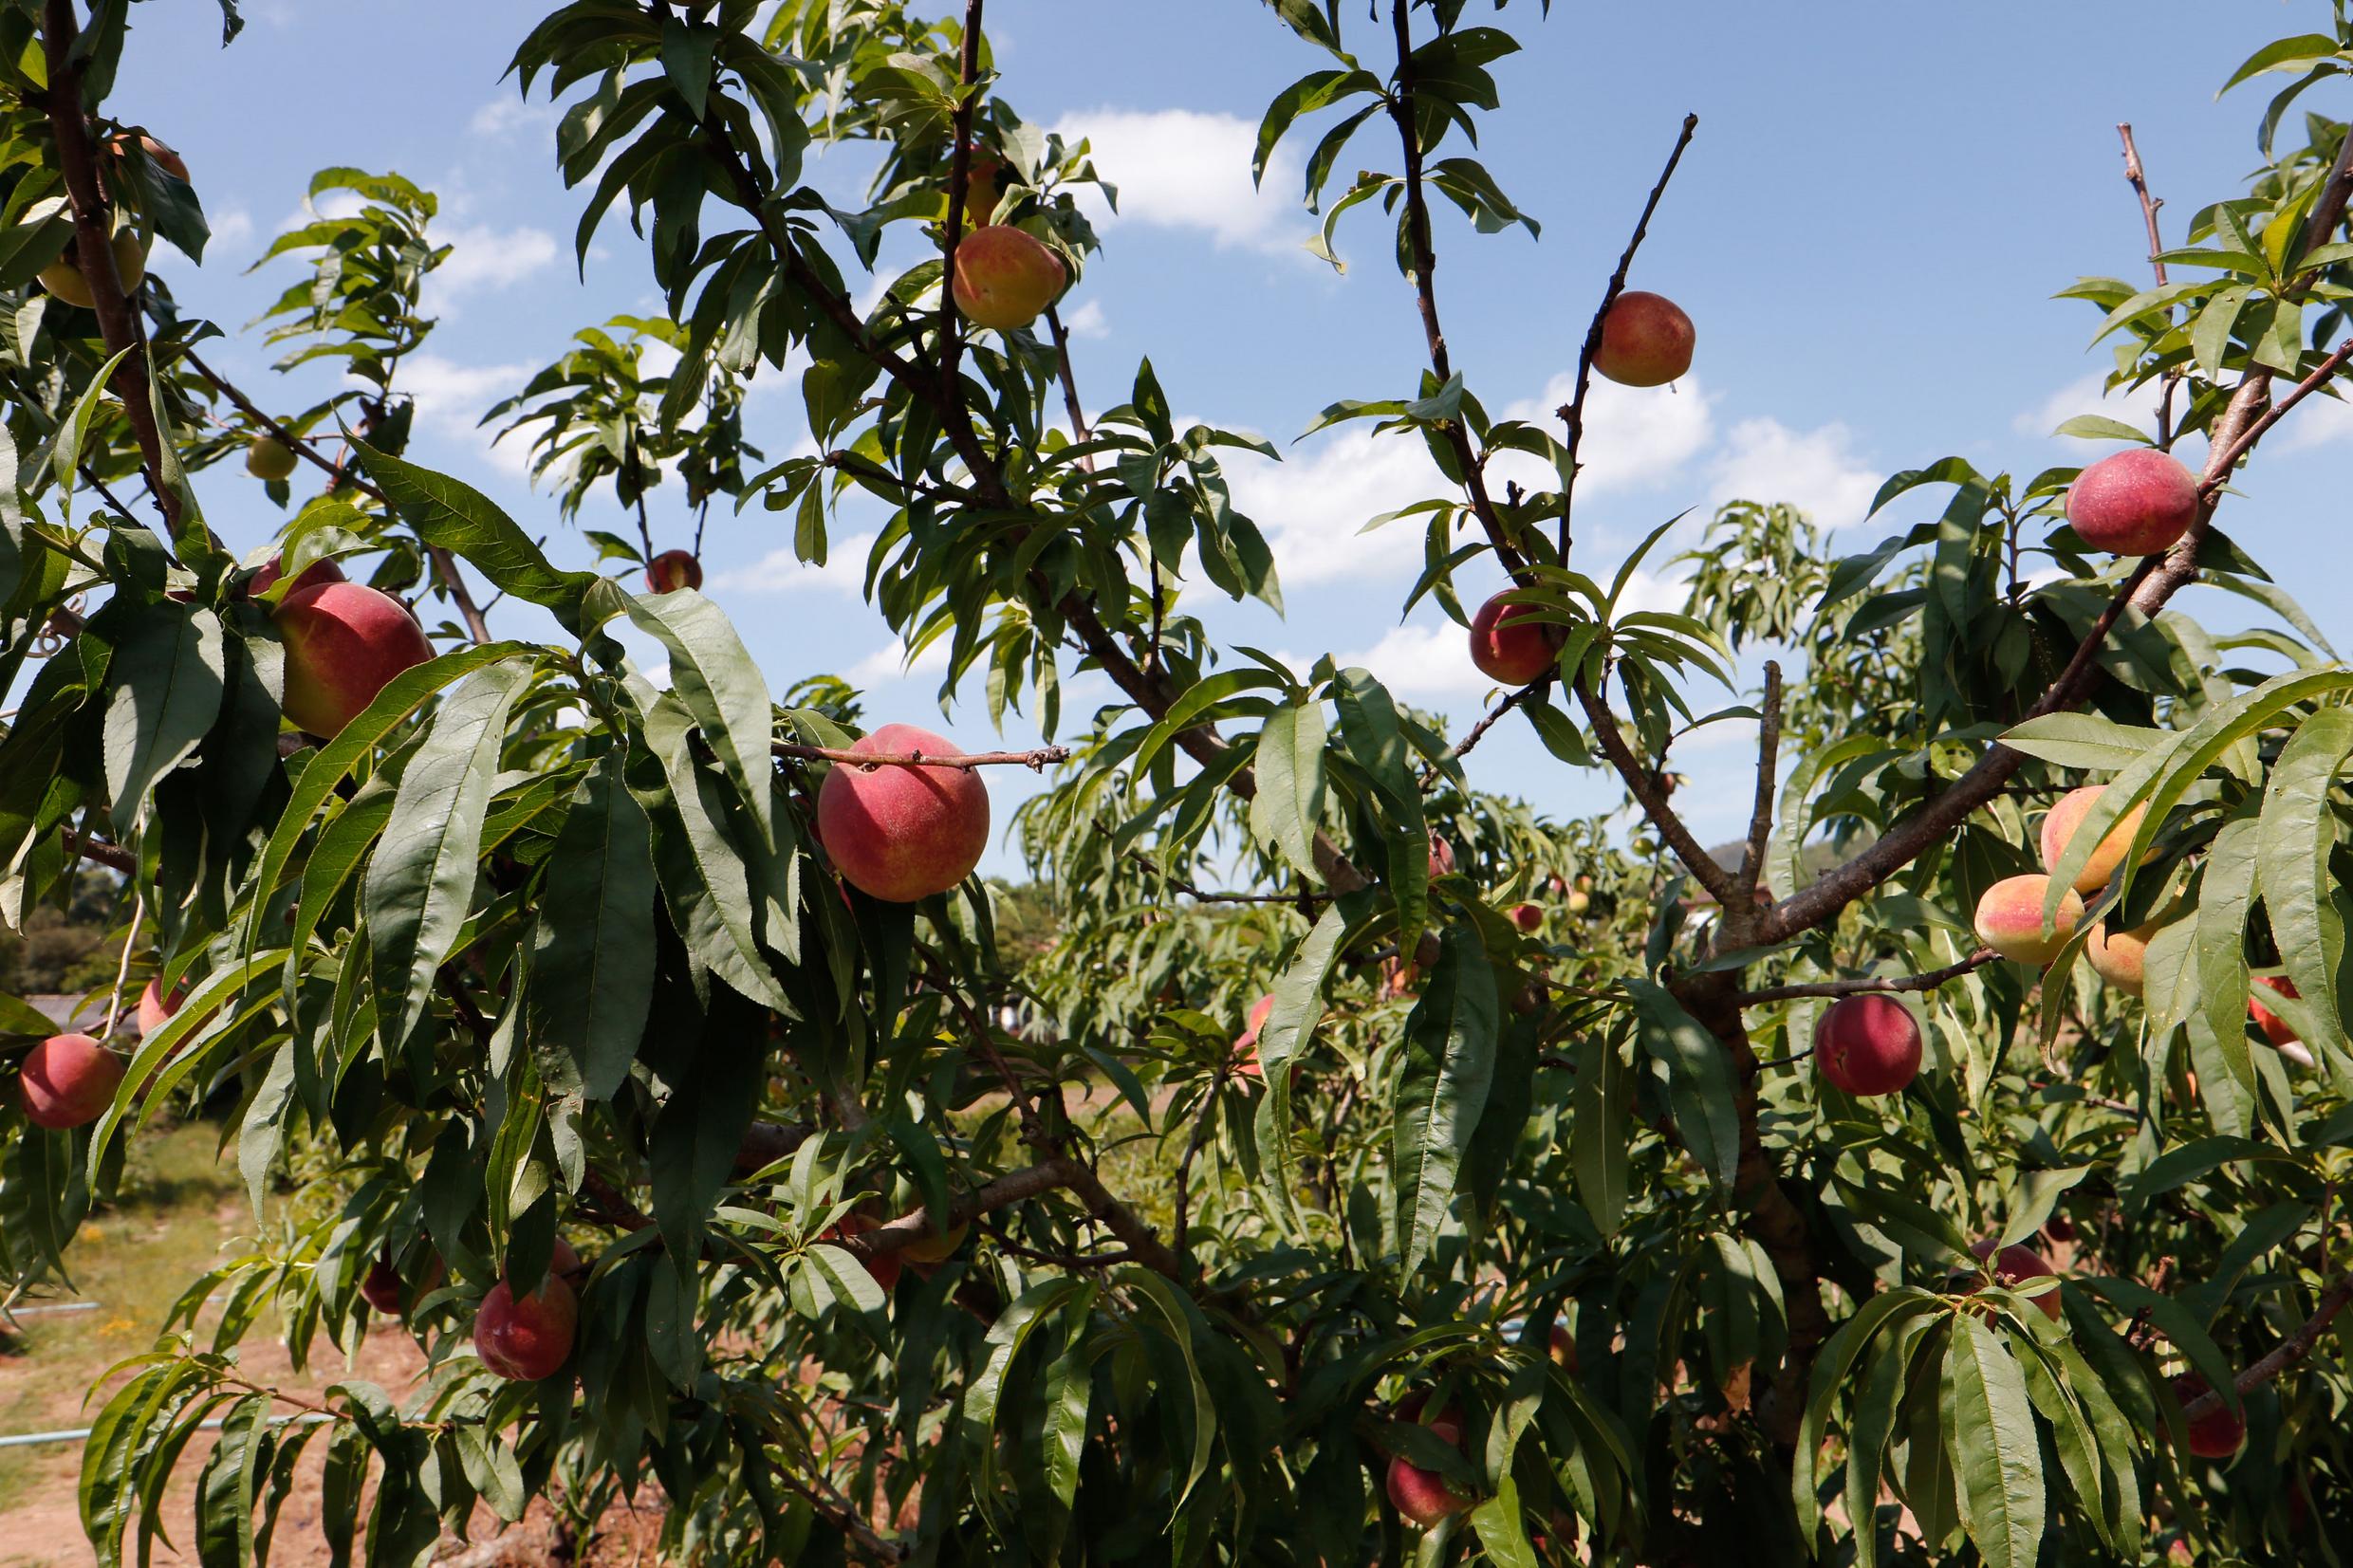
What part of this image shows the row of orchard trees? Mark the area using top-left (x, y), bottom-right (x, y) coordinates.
top-left (0, 0), bottom-right (2349, 1562)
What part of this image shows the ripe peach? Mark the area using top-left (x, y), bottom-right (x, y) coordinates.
top-left (107, 131), bottom-right (189, 184)
top-left (645, 550), bottom-right (703, 594)
top-left (136, 980), bottom-right (182, 1039)
top-left (2066, 449), bottom-right (2199, 557)
top-left (2039, 785), bottom-right (2149, 895)
top-left (1592, 290), bottom-right (1694, 387)
top-left (361, 1246), bottom-right (446, 1317)
top-left (1967, 1239), bottom-right (2062, 1320)
top-left (951, 225), bottom-right (1065, 332)
top-left (900, 1216), bottom-right (969, 1265)
top-left (2171, 1374), bottom-right (2245, 1459)
top-left (828, 1213), bottom-right (903, 1291)
top-left (2084, 919), bottom-right (2156, 997)
top-left (1973, 874), bottom-right (2084, 966)
top-left (1468, 593), bottom-right (1565, 686)
top-left (1547, 1323), bottom-right (1579, 1374)
top-left (473, 1269), bottom-right (578, 1382)
top-left (246, 552), bottom-right (345, 598)
top-left (1813, 994), bottom-right (1922, 1097)
top-left (1233, 991), bottom-right (1275, 1078)
top-left (1566, 889), bottom-right (1591, 915)
top-left (1427, 833), bottom-right (1456, 879)
top-left (815, 724), bottom-right (990, 903)
top-left (37, 231), bottom-right (146, 310)
top-left (956, 149), bottom-right (1006, 226)
top-left (273, 581), bottom-right (435, 737)
top-left (2250, 976), bottom-right (2299, 1046)
top-left (245, 436), bottom-right (299, 482)
top-left (1510, 902), bottom-right (1544, 933)
top-left (17, 1032), bottom-right (123, 1130)
top-left (1386, 1407), bottom-right (1471, 1526)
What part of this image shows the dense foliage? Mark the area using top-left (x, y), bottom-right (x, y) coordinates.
top-left (0, 1), bottom-right (2350, 1563)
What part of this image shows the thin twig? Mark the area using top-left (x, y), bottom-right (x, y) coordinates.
top-left (1736, 949), bottom-right (2000, 1005)
top-left (2178, 1272), bottom-right (2353, 1423)
top-left (774, 741), bottom-right (1067, 771)
top-left (2117, 123), bottom-right (2179, 444)
top-left (63, 829), bottom-right (137, 875)
top-left (1556, 113), bottom-right (1698, 561)
top-left (100, 893), bottom-right (144, 1039)
top-left (1731, 660), bottom-right (1783, 908)
top-left (1419, 682), bottom-right (1537, 790)
top-left (1044, 301), bottom-right (1095, 470)
top-left (2199, 336), bottom-right (2353, 492)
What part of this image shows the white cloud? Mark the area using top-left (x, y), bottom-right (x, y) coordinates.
top-left (1707, 417), bottom-right (1880, 531)
top-left (1226, 425), bottom-right (1443, 586)
top-left (431, 225), bottom-right (560, 304)
top-left (470, 98), bottom-right (556, 139)
top-left (157, 208), bottom-right (253, 268)
top-left (2278, 387), bottom-right (2353, 452)
top-left (2013, 371), bottom-right (2165, 442)
top-left (713, 532), bottom-right (880, 596)
top-left (1323, 622), bottom-right (1491, 700)
top-left (1050, 108), bottom-right (1308, 254)
top-left (1062, 298), bottom-right (1109, 340)
top-left (1496, 372), bottom-right (1717, 499)
top-left (847, 636), bottom-right (950, 687)
top-left (388, 355), bottom-right (538, 476)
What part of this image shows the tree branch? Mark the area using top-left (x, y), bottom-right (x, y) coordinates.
top-left (1736, 949), bottom-right (1999, 1005)
top-left (1418, 680), bottom-right (1538, 791)
top-left (38, 0), bottom-right (180, 535)
top-left (2117, 122), bottom-right (2179, 444)
top-left (936, 0), bottom-right (985, 409)
top-left (1575, 675), bottom-right (1740, 908)
top-left (1556, 113), bottom-right (1697, 561)
top-left (774, 741), bottom-right (1067, 772)
top-left (2198, 336), bottom-right (2353, 493)
top-left (1731, 660), bottom-right (1783, 908)
top-left (2178, 1271), bottom-right (2353, 1422)
top-left (1044, 302), bottom-right (1095, 469)
top-left (1385, 0), bottom-right (1522, 576)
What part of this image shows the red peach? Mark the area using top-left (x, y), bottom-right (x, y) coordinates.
top-left (956, 149), bottom-right (1006, 226)
top-left (2171, 1374), bottom-right (2246, 1459)
top-left (1592, 290), bottom-right (1694, 387)
top-left (473, 1269), bottom-right (577, 1381)
top-left (2250, 976), bottom-right (2299, 1046)
top-left (2039, 785), bottom-right (2149, 895)
top-left (1510, 902), bottom-right (1544, 934)
top-left (1973, 874), bottom-right (2084, 966)
top-left (951, 225), bottom-right (1065, 332)
top-left (816, 724), bottom-right (991, 903)
top-left (1233, 991), bottom-right (1275, 1078)
top-left (246, 552), bottom-right (346, 598)
top-left (136, 980), bottom-right (182, 1039)
top-left (1813, 994), bottom-right (1923, 1097)
top-left (645, 550), bottom-right (703, 594)
top-left (2066, 449), bottom-right (2199, 557)
top-left (1547, 1323), bottom-right (1579, 1374)
top-left (1968, 1239), bottom-right (2062, 1320)
top-left (1468, 593), bottom-right (1565, 686)
top-left (1385, 1408), bottom-right (1471, 1527)
top-left (1427, 834), bottom-right (1456, 879)
top-left (273, 581), bottom-right (435, 737)
top-left (17, 1033), bottom-right (123, 1130)
top-left (361, 1246), bottom-right (446, 1317)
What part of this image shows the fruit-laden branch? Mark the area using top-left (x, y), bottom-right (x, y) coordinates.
top-left (178, 346), bottom-right (496, 647)
top-left (1385, 0), bottom-right (1523, 577)
top-left (1574, 675), bottom-right (1742, 908)
top-left (773, 741), bottom-right (1069, 771)
top-left (2179, 1270), bottom-right (2353, 1422)
top-left (1736, 948), bottom-right (1999, 1005)
top-left (1555, 112), bottom-right (1698, 560)
top-left (1757, 128), bottom-right (2353, 948)
top-left (37, 0), bottom-right (181, 534)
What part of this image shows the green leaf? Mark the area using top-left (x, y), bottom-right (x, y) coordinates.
top-left (363, 658), bottom-right (533, 1051)
top-left (2257, 707), bottom-right (2353, 1066)
top-left (1249, 697), bottom-right (1327, 882)
top-left (1999, 711), bottom-right (2168, 772)
top-left (350, 438), bottom-right (599, 622)
top-left (1393, 924), bottom-right (1499, 1272)
top-left (2049, 415), bottom-right (2152, 445)
top-left (622, 589), bottom-right (776, 846)
top-left (1626, 978), bottom-right (1740, 1194)
top-left (529, 751), bottom-right (658, 1100)
top-left (1571, 1031), bottom-right (1629, 1235)
top-left (1942, 1318), bottom-right (2046, 1568)
top-left (2218, 31), bottom-right (2344, 94)
top-left (102, 603), bottom-right (224, 831)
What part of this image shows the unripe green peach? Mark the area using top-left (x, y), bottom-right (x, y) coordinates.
top-left (37, 231), bottom-right (146, 309)
top-left (1973, 874), bottom-right (2084, 966)
top-left (245, 435), bottom-right (300, 482)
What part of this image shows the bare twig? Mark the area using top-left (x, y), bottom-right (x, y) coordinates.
top-left (1419, 681), bottom-right (1538, 790)
top-left (1736, 949), bottom-right (2000, 1005)
top-left (1731, 660), bottom-right (1783, 907)
top-left (1045, 302), bottom-right (1095, 470)
top-left (63, 829), bottom-right (137, 875)
top-left (2117, 123), bottom-right (2179, 444)
top-left (2199, 336), bottom-right (2353, 493)
top-left (100, 893), bottom-right (143, 1039)
top-left (1556, 113), bottom-right (1698, 560)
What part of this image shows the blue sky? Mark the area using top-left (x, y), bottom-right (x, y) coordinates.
top-left (111, 1), bottom-right (2353, 873)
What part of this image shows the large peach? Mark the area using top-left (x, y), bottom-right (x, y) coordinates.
top-left (1967, 1239), bottom-right (2062, 1320)
top-left (1973, 875), bottom-right (2084, 966)
top-left (2066, 449), bottom-right (2199, 557)
top-left (827, 1213), bottom-right (903, 1291)
top-left (1813, 994), bottom-right (1922, 1097)
top-left (273, 581), bottom-right (435, 737)
top-left (1386, 1408), bottom-right (1471, 1527)
top-left (17, 1033), bottom-right (123, 1130)
top-left (473, 1269), bottom-right (577, 1381)
top-left (645, 550), bottom-right (703, 594)
top-left (2039, 785), bottom-right (2149, 895)
top-left (1468, 593), bottom-right (1565, 686)
top-left (2084, 919), bottom-right (2157, 997)
top-left (245, 436), bottom-right (299, 482)
top-left (2171, 1374), bottom-right (2246, 1459)
top-left (1592, 291), bottom-right (1694, 387)
top-left (951, 225), bottom-right (1065, 332)
top-left (2250, 976), bottom-right (2299, 1046)
top-left (37, 231), bottom-right (146, 310)
top-left (816, 724), bottom-right (990, 903)
top-left (246, 552), bottom-right (345, 598)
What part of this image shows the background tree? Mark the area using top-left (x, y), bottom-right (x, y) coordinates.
top-left (0, 1), bottom-right (2348, 1563)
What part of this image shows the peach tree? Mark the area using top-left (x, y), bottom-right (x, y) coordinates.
top-left (0, 0), bottom-right (2349, 1562)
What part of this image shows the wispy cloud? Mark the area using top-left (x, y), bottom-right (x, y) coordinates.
top-left (1050, 108), bottom-right (1310, 255)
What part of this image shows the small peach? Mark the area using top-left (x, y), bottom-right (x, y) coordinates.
top-left (1592, 291), bottom-right (1694, 386)
top-left (1973, 875), bottom-right (2084, 966)
top-left (1468, 593), bottom-right (1566, 686)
